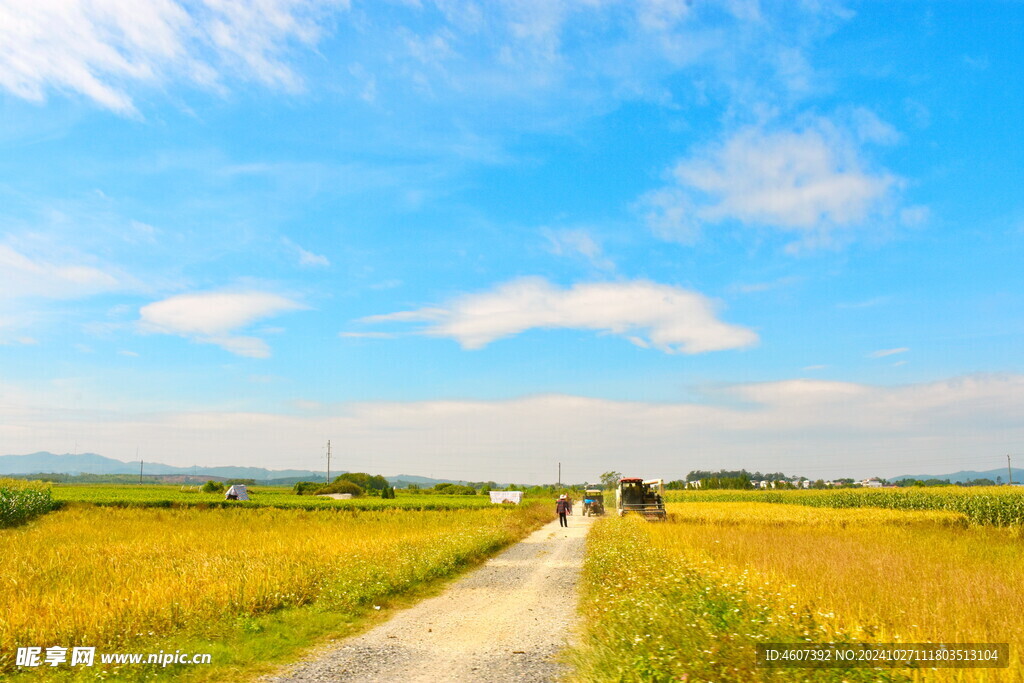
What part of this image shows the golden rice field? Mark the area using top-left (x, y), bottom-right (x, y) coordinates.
top-left (570, 503), bottom-right (1024, 682)
top-left (0, 503), bottom-right (548, 676)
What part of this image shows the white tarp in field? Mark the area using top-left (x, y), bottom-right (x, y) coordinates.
top-left (489, 490), bottom-right (523, 504)
top-left (225, 485), bottom-right (249, 501)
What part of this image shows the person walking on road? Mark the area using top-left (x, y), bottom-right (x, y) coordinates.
top-left (556, 494), bottom-right (571, 527)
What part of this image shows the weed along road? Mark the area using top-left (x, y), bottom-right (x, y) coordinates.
top-left (267, 504), bottom-right (595, 682)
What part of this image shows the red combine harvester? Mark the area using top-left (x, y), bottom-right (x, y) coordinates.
top-left (615, 478), bottom-right (667, 521)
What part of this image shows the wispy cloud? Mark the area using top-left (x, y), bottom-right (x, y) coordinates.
top-left (283, 238), bottom-right (330, 267)
top-left (339, 331), bottom-right (394, 340)
top-left (361, 277), bottom-right (757, 353)
top-left (0, 0), bottom-right (348, 114)
top-left (899, 205), bottom-right (930, 227)
top-left (339, 0), bottom-right (852, 136)
top-left (0, 336), bottom-right (39, 346)
top-left (139, 290), bottom-right (305, 358)
top-left (730, 276), bottom-right (802, 294)
top-left (868, 347), bottom-right (909, 359)
top-left (0, 244), bottom-right (121, 299)
top-left (641, 121), bottom-right (900, 248)
top-left (850, 107), bottom-right (901, 145)
top-left (542, 228), bottom-right (614, 271)
top-left (837, 296), bottom-right (891, 309)
top-left (637, 187), bottom-right (700, 245)
top-left (963, 55), bottom-right (990, 71)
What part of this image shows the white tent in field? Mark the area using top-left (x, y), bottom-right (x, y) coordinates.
top-left (225, 485), bottom-right (249, 501)
top-left (489, 490), bottom-right (523, 504)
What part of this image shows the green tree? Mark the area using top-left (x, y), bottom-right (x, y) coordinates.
top-left (333, 472), bottom-right (389, 491)
top-left (600, 471), bottom-right (622, 491)
top-left (434, 483), bottom-right (475, 495)
top-left (317, 480), bottom-right (363, 496)
top-left (292, 481), bottom-right (322, 495)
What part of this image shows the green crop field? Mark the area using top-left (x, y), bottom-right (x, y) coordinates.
top-left (51, 484), bottom-right (495, 511)
top-left (664, 486), bottom-right (1024, 526)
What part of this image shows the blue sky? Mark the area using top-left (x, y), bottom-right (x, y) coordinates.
top-left (1, 0), bottom-right (1022, 482)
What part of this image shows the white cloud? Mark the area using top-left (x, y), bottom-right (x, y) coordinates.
top-left (3, 374), bottom-right (1022, 482)
top-left (642, 122), bottom-right (900, 247)
top-left (680, 126), bottom-right (894, 227)
top-left (0, 0), bottom-right (347, 114)
top-left (139, 290), bottom-right (305, 357)
top-left (361, 277), bottom-right (757, 353)
top-left (868, 347), bottom-right (909, 359)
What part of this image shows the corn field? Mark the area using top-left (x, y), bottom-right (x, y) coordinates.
top-left (0, 479), bottom-right (58, 528)
top-left (665, 487), bottom-right (1024, 525)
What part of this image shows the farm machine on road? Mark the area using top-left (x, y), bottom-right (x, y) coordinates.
top-left (582, 487), bottom-right (604, 516)
top-left (615, 478), bottom-right (667, 521)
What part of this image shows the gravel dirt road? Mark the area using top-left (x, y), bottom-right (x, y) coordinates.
top-left (266, 504), bottom-right (594, 682)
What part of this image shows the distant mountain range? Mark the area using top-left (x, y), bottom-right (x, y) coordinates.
top-left (890, 468), bottom-right (1016, 484)
top-left (0, 452), bottom-right (469, 486)
top-left (13, 452), bottom-right (1012, 487)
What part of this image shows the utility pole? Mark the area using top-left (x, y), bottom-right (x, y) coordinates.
top-left (1008, 454), bottom-right (1014, 486)
top-left (139, 459), bottom-right (143, 485)
top-left (326, 440), bottom-right (332, 484)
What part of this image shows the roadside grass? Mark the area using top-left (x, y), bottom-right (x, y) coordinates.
top-left (570, 504), bottom-right (1022, 682)
top-left (165, 568), bottom-right (481, 683)
top-left (567, 515), bottom-right (895, 682)
top-left (1, 502), bottom-right (549, 679)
